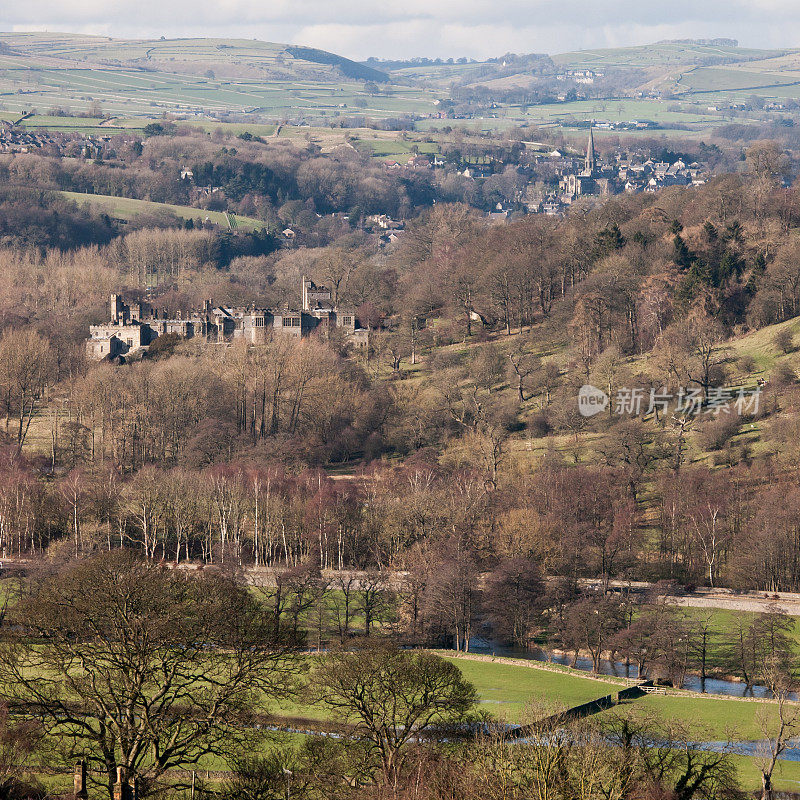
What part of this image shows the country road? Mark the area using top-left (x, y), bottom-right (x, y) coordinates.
top-left (5, 559), bottom-right (800, 616)
top-left (582, 579), bottom-right (800, 616)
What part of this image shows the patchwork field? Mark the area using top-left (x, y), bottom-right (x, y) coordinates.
top-left (0, 33), bottom-right (797, 135)
top-left (0, 33), bottom-right (440, 122)
top-left (553, 43), bottom-right (788, 70)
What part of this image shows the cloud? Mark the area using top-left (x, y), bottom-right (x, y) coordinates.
top-left (2, 0), bottom-right (800, 59)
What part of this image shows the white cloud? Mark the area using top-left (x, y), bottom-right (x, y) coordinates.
top-left (2, 1), bottom-right (800, 59)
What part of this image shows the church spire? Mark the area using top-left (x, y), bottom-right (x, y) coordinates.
top-left (585, 126), bottom-right (596, 175)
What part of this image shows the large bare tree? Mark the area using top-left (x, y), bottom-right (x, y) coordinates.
top-left (309, 643), bottom-right (477, 790)
top-left (0, 550), bottom-right (300, 797)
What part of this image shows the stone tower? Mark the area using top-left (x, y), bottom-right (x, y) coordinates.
top-left (583, 127), bottom-right (596, 176)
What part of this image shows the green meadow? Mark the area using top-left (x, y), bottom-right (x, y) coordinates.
top-left (59, 190), bottom-right (267, 230)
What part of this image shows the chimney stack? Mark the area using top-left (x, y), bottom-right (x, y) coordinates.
top-left (113, 766), bottom-right (133, 800)
top-left (73, 760), bottom-right (88, 800)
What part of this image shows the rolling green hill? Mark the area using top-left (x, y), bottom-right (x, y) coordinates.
top-left (1, 33), bottom-right (798, 133)
top-left (0, 33), bottom-right (423, 121)
top-left (553, 41), bottom-right (789, 69)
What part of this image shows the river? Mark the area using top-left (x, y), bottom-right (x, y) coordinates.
top-left (469, 639), bottom-right (796, 700)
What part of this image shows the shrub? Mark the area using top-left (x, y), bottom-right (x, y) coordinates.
top-left (699, 411), bottom-right (741, 451)
top-left (527, 412), bottom-right (551, 438)
top-left (774, 327), bottom-right (795, 354)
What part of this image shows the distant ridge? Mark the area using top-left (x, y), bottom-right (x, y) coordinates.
top-left (657, 38), bottom-right (739, 47)
top-left (285, 46), bottom-right (389, 83)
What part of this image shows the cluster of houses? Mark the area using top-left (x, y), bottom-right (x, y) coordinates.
top-left (365, 213), bottom-right (405, 246)
top-left (0, 124), bottom-right (54, 154)
top-left (555, 69), bottom-right (604, 85)
top-left (86, 277), bottom-right (370, 361)
top-left (527, 128), bottom-right (709, 216)
top-left (382, 153), bottom-right (445, 171)
top-left (0, 123), bottom-right (133, 157)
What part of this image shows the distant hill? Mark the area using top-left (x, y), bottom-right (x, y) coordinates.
top-left (379, 41), bottom-right (792, 94)
top-left (552, 41), bottom-right (790, 69)
top-left (1, 32), bottom-right (799, 131)
top-left (657, 38), bottom-right (739, 47)
top-left (286, 47), bottom-right (388, 82)
top-left (0, 32), bottom-right (408, 122)
top-left (0, 33), bottom-right (387, 83)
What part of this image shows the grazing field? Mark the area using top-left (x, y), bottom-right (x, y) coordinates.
top-left (679, 65), bottom-right (800, 93)
top-left (431, 653), bottom-right (794, 744)
top-left (438, 654), bottom-right (622, 722)
top-left (435, 655), bottom-right (800, 791)
top-left (59, 190), bottom-right (267, 230)
top-left (674, 605), bottom-right (800, 674)
top-left (616, 692), bottom-right (783, 741)
top-left (22, 650), bottom-right (800, 793)
top-left (0, 68), bottom-right (436, 119)
top-left (512, 98), bottom-right (722, 126)
top-left (729, 756), bottom-right (800, 794)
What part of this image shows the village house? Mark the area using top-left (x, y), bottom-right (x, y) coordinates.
top-left (365, 214), bottom-right (404, 231)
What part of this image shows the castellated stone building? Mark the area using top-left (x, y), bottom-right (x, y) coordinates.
top-left (86, 276), bottom-right (369, 360)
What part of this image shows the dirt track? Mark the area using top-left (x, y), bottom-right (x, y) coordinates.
top-left (665, 592), bottom-right (800, 616)
top-left (591, 579), bottom-right (800, 616)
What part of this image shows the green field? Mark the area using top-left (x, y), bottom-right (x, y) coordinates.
top-left (428, 653), bottom-right (797, 744)
top-left (674, 606), bottom-right (800, 675)
top-left (619, 692), bottom-right (782, 741)
top-left (513, 98), bottom-right (721, 126)
top-left (730, 755), bottom-right (800, 793)
top-left (679, 65), bottom-right (800, 94)
top-left (437, 655), bottom-right (800, 792)
top-left (439, 655), bottom-right (622, 721)
top-left (14, 643), bottom-right (800, 792)
top-left (59, 190), bottom-right (267, 230)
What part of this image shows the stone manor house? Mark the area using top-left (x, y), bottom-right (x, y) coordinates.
top-left (86, 277), bottom-right (369, 360)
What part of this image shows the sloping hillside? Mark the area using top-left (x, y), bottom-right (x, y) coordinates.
top-left (0, 33), bottom-right (426, 121)
top-left (0, 33), bottom-right (388, 82)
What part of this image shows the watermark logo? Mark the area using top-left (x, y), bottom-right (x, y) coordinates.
top-left (577, 384), bottom-right (762, 417)
top-left (578, 384), bottom-right (610, 417)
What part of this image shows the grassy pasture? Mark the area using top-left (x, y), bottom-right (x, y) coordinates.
top-left (0, 64), bottom-right (437, 120)
top-left (435, 653), bottom-right (789, 741)
top-left (518, 98), bottom-right (717, 125)
top-left (438, 654), bottom-right (623, 722)
top-left (679, 66), bottom-right (800, 93)
top-left (614, 692), bottom-right (783, 741)
top-left (59, 190), bottom-right (267, 230)
top-left (674, 606), bottom-right (800, 670)
top-left (434, 655), bottom-right (800, 791)
top-left (0, 32), bottom-right (443, 121)
top-left (729, 755), bottom-right (800, 794)
top-left (7, 604), bottom-right (800, 792)
top-left (0, 33), bottom-right (797, 136)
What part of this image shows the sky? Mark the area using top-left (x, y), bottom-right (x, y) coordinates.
top-left (2, 1), bottom-right (800, 61)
